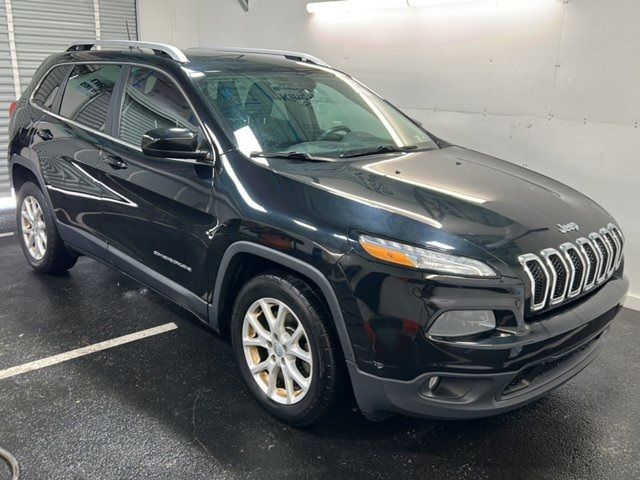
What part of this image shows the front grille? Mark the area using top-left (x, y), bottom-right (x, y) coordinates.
top-left (579, 240), bottom-right (599, 287)
top-left (562, 244), bottom-right (585, 297)
top-left (551, 256), bottom-right (566, 297)
top-left (540, 249), bottom-right (568, 304)
top-left (518, 223), bottom-right (623, 312)
top-left (593, 235), bottom-right (610, 280)
top-left (600, 229), bottom-right (617, 276)
top-left (567, 248), bottom-right (584, 296)
top-left (608, 224), bottom-right (625, 267)
top-left (519, 254), bottom-right (548, 310)
top-left (528, 260), bottom-right (547, 305)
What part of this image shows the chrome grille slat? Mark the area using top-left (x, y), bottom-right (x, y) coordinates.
top-left (589, 232), bottom-right (612, 284)
top-left (600, 228), bottom-right (618, 276)
top-left (519, 224), bottom-right (623, 313)
top-left (607, 223), bottom-right (624, 269)
top-left (540, 248), bottom-right (569, 305)
top-left (518, 253), bottom-right (548, 311)
top-left (559, 242), bottom-right (585, 298)
top-left (576, 237), bottom-right (599, 290)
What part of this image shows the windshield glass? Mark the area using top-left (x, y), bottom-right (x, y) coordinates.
top-left (192, 61), bottom-right (437, 159)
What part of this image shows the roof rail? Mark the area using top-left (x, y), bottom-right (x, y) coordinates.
top-left (66, 40), bottom-right (189, 63)
top-left (190, 47), bottom-right (331, 68)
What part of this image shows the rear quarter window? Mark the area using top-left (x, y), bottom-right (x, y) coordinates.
top-left (32, 65), bottom-right (70, 110)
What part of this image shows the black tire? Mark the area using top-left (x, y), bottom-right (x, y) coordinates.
top-left (231, 272), bottom-right (349, 427)
top-left (16, 181), bottom-right (78, 275)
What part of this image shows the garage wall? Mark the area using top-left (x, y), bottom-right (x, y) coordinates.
top-left (0, 2), bottom-right (16, 200)
top-left (0, 0), bottom-right (138, 202)
top-left (137, 0), bottom-right (640, 309)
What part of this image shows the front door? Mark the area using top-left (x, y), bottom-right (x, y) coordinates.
top-left (96, 65), bottom-right (217, 312)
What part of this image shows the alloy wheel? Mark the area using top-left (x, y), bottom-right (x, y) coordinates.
top-left (20, 196), bottom-right (47, 261)
top-left (242, 297), bottom-right (313, 404)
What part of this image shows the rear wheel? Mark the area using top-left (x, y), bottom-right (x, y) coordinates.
top-left (16, 182), bottom-right (77, 274)
top-left (231, 272), bottom-right (349, 427)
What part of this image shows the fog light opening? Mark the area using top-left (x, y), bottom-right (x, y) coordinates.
top-left (427, 376), bottom-right (441, 391)
top-left (428, 310), bottom-right (496, 338)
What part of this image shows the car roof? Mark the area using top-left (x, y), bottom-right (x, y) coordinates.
top-left (61, 41), bottom-right (330, 73)
top-left (183, 50), bottom-right (326, 74)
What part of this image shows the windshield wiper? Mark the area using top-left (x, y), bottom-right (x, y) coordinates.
top-left (250, 151), bottom-right (331, 162)
top-left (339, 145), bottom-right (419, 159)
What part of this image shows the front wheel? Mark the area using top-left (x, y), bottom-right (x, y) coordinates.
top-left (231, 272), bottom-right (349, 427)
top-left (16, 182), bottom-right (77, 274)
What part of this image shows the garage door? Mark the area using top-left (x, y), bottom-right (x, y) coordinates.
top-left (0, 3), bottom-right (14, 198)
top-left (0, 0), bottom-right (138, 199)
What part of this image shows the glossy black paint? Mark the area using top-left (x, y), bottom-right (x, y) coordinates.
top-left (7, 48), bottom-right (628, 420)
top-left (98, 132), bottom-right (216, 300)
top-left (32, 115), bottom-right (106, 258)
top-left (141, 127), bottom-right (206, 159)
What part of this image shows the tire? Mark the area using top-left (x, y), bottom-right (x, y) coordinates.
top-left (231, 272), bottom-right (349, 427)
top-left (16, 181), bottom-right (78, 275)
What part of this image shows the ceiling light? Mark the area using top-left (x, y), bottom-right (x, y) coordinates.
top-left (407, 0), bottom-right (474, 6)
top-left (307, 0), bottom-right (556, 13)
top-left (307, 0), bottom-right (409, 14)
top-left (408, 0), bottom-right (557, 6)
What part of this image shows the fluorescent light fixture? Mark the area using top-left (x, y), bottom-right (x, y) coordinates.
top-left (407, 0), bottom-right (473, 6)
top-left (408, 0), bottom-right (557, 6)
top-left (307, 0), bottom-right (409, 14)
top-left (307, 0), bottom-right (555, 13)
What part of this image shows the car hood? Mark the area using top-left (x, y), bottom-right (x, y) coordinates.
top-left (265, 146), bottom-right (615, 269)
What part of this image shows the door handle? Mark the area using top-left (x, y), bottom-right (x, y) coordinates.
top-left (103, 156), bottom-right (128, 170)
top-left (36, 128), bottom-right (53, 141)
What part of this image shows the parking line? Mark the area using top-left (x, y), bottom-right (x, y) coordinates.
top-left (0, 322), bottom-right (178, 380)
top-left (0, 232), bottom-right (14, 238)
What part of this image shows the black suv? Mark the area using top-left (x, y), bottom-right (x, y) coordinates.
top-left (8, 40), bottom-right (628, 426)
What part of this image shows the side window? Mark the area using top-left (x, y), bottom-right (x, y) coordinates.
top-left (33, 65), bottom-right (69, 110)
top-left (118, 67), bottom-right (200, 147)
top-left (59, 64), bottom-right (121, 131)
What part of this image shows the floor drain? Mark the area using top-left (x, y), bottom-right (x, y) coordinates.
top-left (0, 447), bottom-right (19, 480)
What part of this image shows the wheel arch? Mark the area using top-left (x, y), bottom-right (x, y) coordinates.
top-left (11, 160), bottom-right (39, 192)
top-left (10, 156), bottom-right (52, 210)
top-left (210, 241), bottom-right (355, 363)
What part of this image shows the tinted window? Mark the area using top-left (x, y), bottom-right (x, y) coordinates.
top-left (193, 64), bottom-right (436, 158)
top-left (118, 67), bottom-right (199, 147)
top-left (59, 64), bottom-right (121, 131)
top-left (33, 65), bottom-right (69, 110)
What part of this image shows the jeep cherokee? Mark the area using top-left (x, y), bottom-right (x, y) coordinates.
top-left (7, 40), bottom-right (628, 426)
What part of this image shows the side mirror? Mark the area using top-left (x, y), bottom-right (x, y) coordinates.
top-left (141, 127), bottom-right (209, 160)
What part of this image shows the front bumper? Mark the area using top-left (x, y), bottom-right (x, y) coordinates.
top-left (346, 275), bottom-right (628, 421)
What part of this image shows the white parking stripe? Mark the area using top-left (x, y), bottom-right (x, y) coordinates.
top-left (0, 322), bottom-right (178, 380)
top-left (0, 232), bottom-right (14, 238)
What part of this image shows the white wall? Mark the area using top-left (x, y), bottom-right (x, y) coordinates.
top-left (138, 0), bottom-right (640, 309)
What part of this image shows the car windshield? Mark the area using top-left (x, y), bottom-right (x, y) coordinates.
top-left (192, 60), bottom-right (437, 159)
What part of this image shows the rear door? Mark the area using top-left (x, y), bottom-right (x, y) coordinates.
top-left (31, 62), bottom-right (122, 259)
top-left (96, 65), bottom-right (217, 312)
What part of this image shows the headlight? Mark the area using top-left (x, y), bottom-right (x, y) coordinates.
top-left (358, 235), bottom-right (497, 277)
top-left (429, 310), bottom-right (496, 337)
